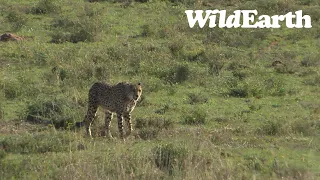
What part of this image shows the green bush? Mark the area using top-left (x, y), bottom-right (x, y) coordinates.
top-left (244, 154), bottom-right (266, 172)
top-left (290, 120), bottom-right (320, 136)
top-left (94, 66), bottom-right (109, 81)
top-left (135, 117), bottom-right (173, 129)
top-left (186, 93), bottom-right (209, 105)
top-left (141, 24), bottom-right (157, 37)
top-left (205, 28), bottom-right (226, 45)
top-left (208, 59), bottom-right (224, 76)
top-left (296, 0), bottom-right (313, 5)
top-left (263, 77), bottom-right (286, 96)
top-left (175, 65), bottom-right (190, 83)
top-left (167, 0), bottom-right (193, 5)
top-left (50, 15), bottom-right (102, 43)
top-left (43, 66), bottom-right (68, 85)
top-left (2, 81), bottom-right (22, 100)
top-left (0, 101), bottom-right (3, 120)
top-left (31, 0), bottom-right (60, 14)
top-left (182, 108), bottom-right (207, 125)
top-left (227, 61), bottom-right (249, 71)
top-left (210, 131), bottom-right (232, 144)
top-left (0, 149), bottom-right (6, 160)
top-left (137, 128), bottom-right (159, 140)
top-left (183, 49), bottom-right (208, 62)
top-left (301, 53), bottom-right (319, 67)
top-left (6, 10), bottom-right (27, 31)
top-left (273, 161), bottom-right (310, 179)
top-left (135, 0), bottom-right (149, 2)
top-left (169, 40), bottom-right (184, 57)
top-left (140, 77), bottom-right (165, 93)
top-left (229, 85), bottom-right (249, 98)
top-left (153, 143), bottom-right (188, 175)
top-left (0, 132), bottom-right (79, 154)
top-left (49, 32), bottom-right (71, 44)
top-left (304, 6), bottom-right (320, 21)
top-left (274, 64), bottom-right (297, 74)
top-left (232, 70), bottom-right (251, 80)
top-left (206, 28), bottom-right (263, 47)
top-left (135, 117), bottom-right (174, 140)
top-left (26, 98), bottom-right (63, 118)
top-left (24, 97), bottom-right (78, 128)
top-left (256, 120), bottom-right (284, 136)
top-left (158, 65), bottom-right (190, 84)
top-left (253, 0), bottom-right (296, 14)
top-left (303, 75), bottom-right (320, 86)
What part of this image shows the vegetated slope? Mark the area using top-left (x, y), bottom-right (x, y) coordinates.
top-left (0, 0), bottom-right (319, 179)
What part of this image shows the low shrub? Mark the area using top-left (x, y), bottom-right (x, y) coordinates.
top-left (0, 132), bottom-right (79, 154)
top-left (273, 161), bottom-right (311, 179)
top-left (253, 0), bottom-right (296, 14)
top-left (256, 120), bottom-right (284, 136)
top-left (263, 77), bottom-right (286, 96)
top-left (175, 65), bottom-right (190, 83)
top-left (186, 93), bottom-right (209, 105)
top-left (31, 0), bottom-right (60, 14)
top-left (183, 49), bottom-right (208, 62)
top-left (0, 149), bottom-right (6, 160)
top-left (289, 120), bottom-right (320, 136)
top-left (135, 117), bottom-right (174, 129)
top-left (232, 70), bottom-right (251, 80)
top-left (158, 65), bottom-right (190, 84)
top-left (229, 85), bottom-right (249, 98)
top-left (94, 66), bottom-right (109, 81)
top-left (24, 97), bottom-right (79, 129)
top-left (50, 15), bottom-right (102, 43)
top-left (0, 101), bottom-right (3, 120)
top-left (141, 24), bottom-right (157, 37)
top-left (205, 28), bottom-right (226, 45)
top-left (303, 75), bottom-right (320, 86)
top-left (182, 108), bottom-right (207, 125)
top-left (169, 40), bottom-right (185, 57)
top-left (137, 128), bottom-right (159, 140)
top-left (2, 81), bottom-right (22, 100)
top-left (210, 131), bottom-right (232, 145)
top-left (303, 6), bottom-right (320, 21)
top-left (135, 117), bottom-right (174, 140)
top-left (152, 143), bottom-right (188, 175)
top-left (301, 53), bottom-right (319, 67)
top-left (6, 10), bottom-right (27, 31)
top-left (274, 64), bottom-right (297, 74)
top-left (208, 59), bottom-right (224, 76)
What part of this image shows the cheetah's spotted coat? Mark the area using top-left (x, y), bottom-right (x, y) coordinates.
top-left (83, 82), bottom-right (142, 140)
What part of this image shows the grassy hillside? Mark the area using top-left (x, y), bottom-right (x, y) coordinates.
top-left (0, 0), bottom-right (319, 179)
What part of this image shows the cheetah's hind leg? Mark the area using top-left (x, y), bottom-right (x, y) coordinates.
top-left (116, 113), bottom-right (125, 141)
top-left (83, 103), bottom-right (98, 138)
top-left (104, 111), bottom-right (114, 139)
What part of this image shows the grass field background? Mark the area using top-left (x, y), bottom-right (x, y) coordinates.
top-left (0, 0), bottom-right (319, 179)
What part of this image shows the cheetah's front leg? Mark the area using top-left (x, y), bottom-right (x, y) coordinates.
top-left (116, 113), bottom-right (125, 140)
top-left (123, 112), bottom-right (133, 136)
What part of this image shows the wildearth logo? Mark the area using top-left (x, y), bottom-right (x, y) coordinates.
top-left (185, 10), bottom-right (312, 28)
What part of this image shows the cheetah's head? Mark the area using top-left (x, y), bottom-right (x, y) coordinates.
top-left (127, 82), bottom-right (142, 101)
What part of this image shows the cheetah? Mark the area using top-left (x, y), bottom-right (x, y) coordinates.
top-left (83, 82), bottom-right (142, 140)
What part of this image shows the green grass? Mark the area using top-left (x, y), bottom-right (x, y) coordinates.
top-left (0, 0), bottom-right (320, 179)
